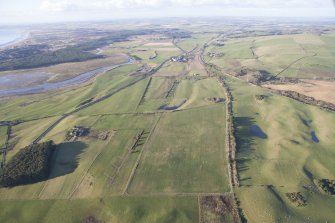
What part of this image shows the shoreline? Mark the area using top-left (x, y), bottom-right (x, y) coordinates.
top-left (0, 31), bottom-right (30, 49)
top-left (0, 57), bottom-right (134, 98)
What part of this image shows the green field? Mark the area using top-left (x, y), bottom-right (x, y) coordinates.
top-left (1, 27), bottom-right (335, 223)
top-left (106, 38), bottom-right (182, 67)
top-left (129, 106), bottom-right (230, 194)
top-left (0, 126), bottom-right (7, 148)
top-left (7, 117), bottom-right (61, 159)
top-left (0, 35), bottom-right (233, 222)
top-left (223, 75), bottom-right (335, 222)
top-left (0, 197), bottom-right (198, 223)
top-left (0, 64), bottom-right (141, 121)
top-left (205, 33), bottom-right (335, 79)
top-left (155, 61), bottom-right (188, 77)
top-left (176, 34), bottom-right (216, 52)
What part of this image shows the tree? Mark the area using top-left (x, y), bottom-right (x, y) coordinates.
top-left (1, 141), bottom-right (55, 187)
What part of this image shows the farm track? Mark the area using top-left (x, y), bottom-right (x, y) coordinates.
top-left (200, 39), bottom-right (242, 222)
top-left (275, 52), bottom-right (317, 78)
top-left (135, 77), bottom-right (152, 110)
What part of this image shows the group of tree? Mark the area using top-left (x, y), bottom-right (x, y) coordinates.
top-left (317, 179), bottom-right (335, 195)
top-left (0, 28), bottom-right (192, 72)
top-left (277, 90), bottom-right (335, 112)
top-left (285, 192), bottom-right (307, 207)
top-left (0, 47), bottom-right (102, 71)
top-left (1, 141), bottom-right (55, 187)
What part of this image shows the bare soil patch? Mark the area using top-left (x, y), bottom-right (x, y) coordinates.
top-left (89, 130), bottom-right (116, 141)
top-left (200, 195), bottom-right (239, 223)
top-left (264, 80), bottom-right (335, 104)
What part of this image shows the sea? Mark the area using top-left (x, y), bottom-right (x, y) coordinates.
top-left (0, 29), bottom-right (26, 47)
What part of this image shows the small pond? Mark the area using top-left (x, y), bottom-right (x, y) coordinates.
top-left (250, 125), bottom-right (267, 139)
top-left (310, 131), bottom-right (319, 143)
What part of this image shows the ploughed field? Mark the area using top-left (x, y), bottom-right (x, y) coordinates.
top-left (1, 28), bottom-right (335, 223)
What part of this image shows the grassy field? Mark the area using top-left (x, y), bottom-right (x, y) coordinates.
top-left (176, 34), bottom-right (216, 52)
top-left (136, 77), bottom-right (173, 111)
top-left (6, 116), bottom-right (62, 159)
top-left (0, 126), bottom-right (7, 148)
top-left (0, 113), bottom-right (158, 199)
top-left (0, 31), bottom-right (234, 221)
top-left (105, 38), bottom-right (182, 67)
top-left (0, 64), bottom-right (141, 121)
top-left (0, 55), bottom-right (128, 80)
top-left (176, 78), bottom-right (226, 109)
top-left (155, 62), bottom-right (188, 77)
top-left (77, 78), bottom-right (148, 115)
top-left (2, 28), bottom-right (335, 222)
top-left (0, 197), bottom-right (198, 223)
top-left (132, 48), bottom-right (181, 66)
top-left (223, 75), bottom-right (335, 222)
top-left (205, 33), bottom-right (335, 79)
top-left (129, 106), bottom-right (230, 194)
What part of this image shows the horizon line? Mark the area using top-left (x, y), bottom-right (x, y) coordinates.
top-left (1, 15), bottom-right (335, 27)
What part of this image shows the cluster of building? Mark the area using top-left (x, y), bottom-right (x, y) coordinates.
top-left (207, 52), bottom-right (224, 58)
top-left (171, 55), bottom-right (189, 62)
top-left (69, 126), bottom-right (89, 137)
top-left (207, 97), bottom-right (223, 103)
top-left (137, 64), bottom-right (151, 73)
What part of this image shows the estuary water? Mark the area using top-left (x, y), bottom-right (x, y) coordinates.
top-left (0, 29), bottom-right (28, 48)
top-left (0, 57), bottom-right (135, 97)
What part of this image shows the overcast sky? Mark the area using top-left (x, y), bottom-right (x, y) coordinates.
top-left (0, 0), bottom-right (335, 25)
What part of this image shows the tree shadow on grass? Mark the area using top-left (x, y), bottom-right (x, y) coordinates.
top-left (48, 141), bottom-right (87, 179)
top-left (234, 116), bottom-right (257, 157)
top-left (134, 131), bottom-right (149, 148)
top-left (234, 116), bottom-right (259, 184)
top-left (1, 141), bottom-right (87, 188)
